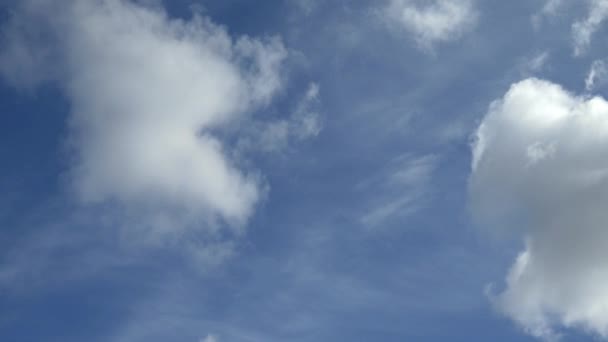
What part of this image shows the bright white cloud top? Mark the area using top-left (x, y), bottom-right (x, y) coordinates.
top-left (382, 0), bottom-right (478, 49)
top-left (471, 78), bottom-right (608, 338)
top-left (0, 0), bottom-right (286, 237)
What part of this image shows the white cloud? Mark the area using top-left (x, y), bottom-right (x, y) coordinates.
top-left (534, 0), bottom-right (608, 56)
top-left (381, 0), bottom-right (478, 49)
top-left (470, 78), bottom-right (608, 339)
top-left (585, 59), bottom-right (608, 91)
top-left (573, 0), bottom-right (608, 56)
top-left (0, 1), bottom-right (287, 238)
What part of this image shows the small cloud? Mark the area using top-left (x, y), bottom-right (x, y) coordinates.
top-left (542, 0), bottom-right (564, 15)
top-left (200, 334), bottom-right (218, 342)
top-left (291, 82), bottom-right (323, 140)
top-left (293, 0), bottom-right (318, 16)
top-left (572, 0), bottom-right (608, 56)
top-left (380, 0), bottom-right (478, 51)
top-left (532, 0), bottom-right (564, 28)
top-left (585, 59), bottom-right (608, 91)
top-left (533, 0), bottom-right (608, 56)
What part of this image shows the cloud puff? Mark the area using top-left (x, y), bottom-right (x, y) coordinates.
top-left (381, 0), bottom-right (478, 49)
top-left (0, 0), bottom-right (286, 237)
top-left (470, 78), bottom-right (608, 338)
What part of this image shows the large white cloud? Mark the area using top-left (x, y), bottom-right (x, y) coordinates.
top-left (0, 0), bottom-right (287, 237)
top-left (381, 0), bottom-right (478, 49)
top-left (471, 78), bottom-right (608, 338)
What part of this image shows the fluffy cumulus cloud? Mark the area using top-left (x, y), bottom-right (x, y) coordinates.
top-left (382, 0), bottom-right (478, 49)
top-left (470, 78), bottom-right (608, 338)
top-left (0, 0), bottom-right (287, 237)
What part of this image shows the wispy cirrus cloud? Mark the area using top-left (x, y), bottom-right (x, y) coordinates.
top-left (535, 0), bottom-right (608, 56)
top-left (359, 154), bottom-right (438, 228)
top-left (572, 0), bottom-right (608, 56)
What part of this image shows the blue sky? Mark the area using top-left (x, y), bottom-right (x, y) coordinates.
top-left (2, 0), bottom-right (608, 341)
